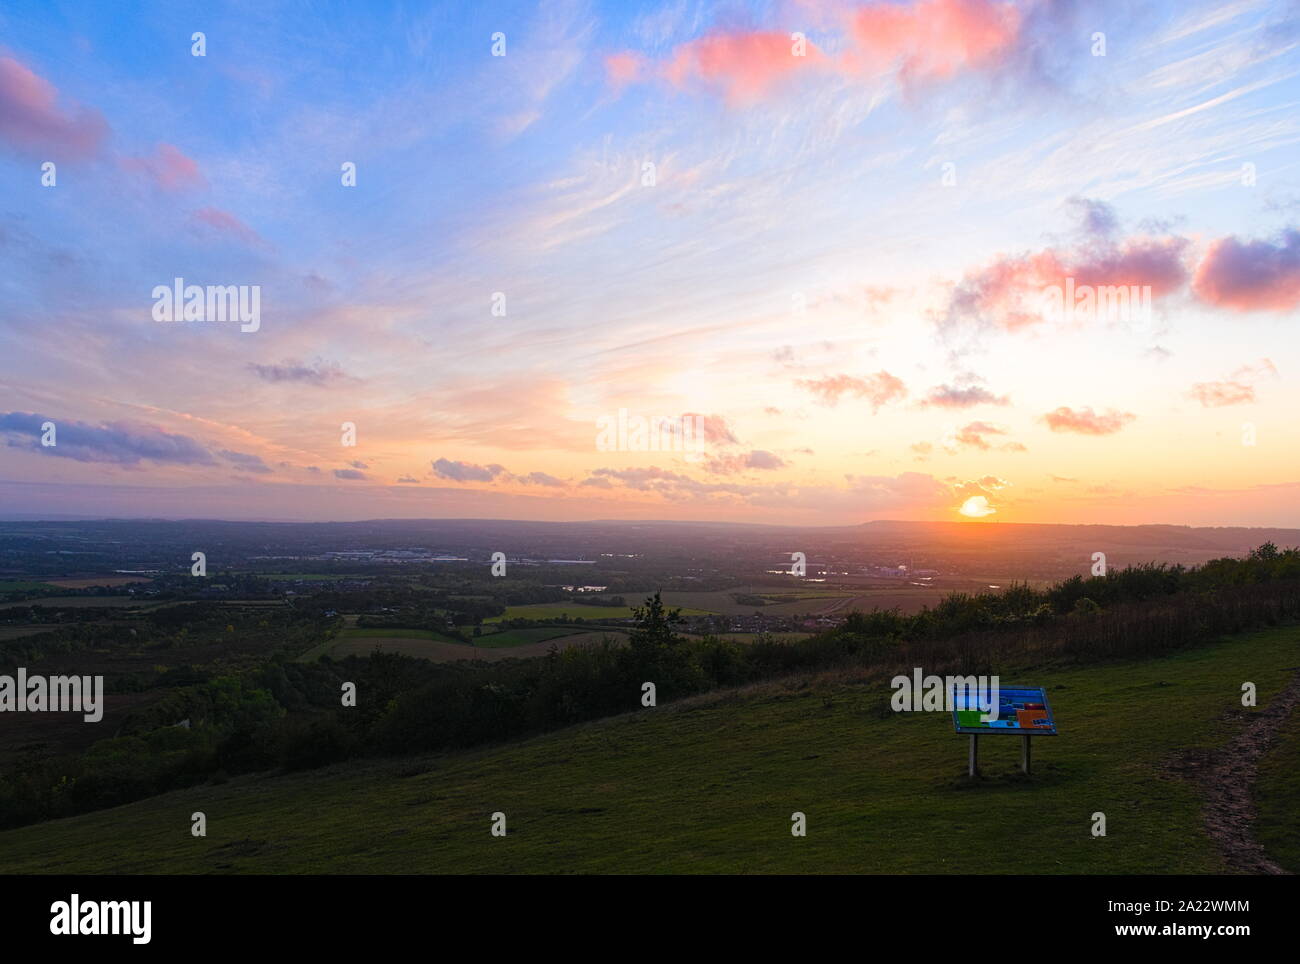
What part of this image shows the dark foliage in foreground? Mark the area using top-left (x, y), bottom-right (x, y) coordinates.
top-left (3, 545), bottom-right (1298, 828)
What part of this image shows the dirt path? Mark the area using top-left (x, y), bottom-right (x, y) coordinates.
top-left (1169, 669), bottom-right (1300, 874)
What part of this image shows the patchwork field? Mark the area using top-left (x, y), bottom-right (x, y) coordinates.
top-left (707, 632), bottom-right (812, 643)
top-left (263, 573), bottom-right (355, 582)
top-left (0, 596), bottom-right (149, 609)
top-left (477, 626), bottom-right (587, 648)
top-left (0, 624), bottom-right (63, 641)
top-left (302, 625), bottom-right (628, 662)
top-left (44, 576), bottom-right (153, 589)
top-left (762, 590), bottom-right (950, 617)
top-left (5, 624), bottom-right (1296, 874)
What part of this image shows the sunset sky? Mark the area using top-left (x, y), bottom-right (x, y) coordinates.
top-left (2, 0), bottom-right (1299, 525)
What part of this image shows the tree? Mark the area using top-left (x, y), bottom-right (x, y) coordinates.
top-left (1251, 541), bottom-right (1279, 562)
top-left (629, 592), bottom-right (683, 649)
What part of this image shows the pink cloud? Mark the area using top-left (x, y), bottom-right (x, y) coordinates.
top-left (604, 51), bottom-right (647, 90)
top-left (704, 449), bottom-right (787, 474)
top-left (1192, 229), bottom-right (1300, 312)
top-left (191, 206), bottom-right (262, 246)
top-left (944, 250), bottom-right (1063, 331)
top-left (798, 371), bottom-right (906, 410)
top-left (1189, 380), bottom-right (1254, 408)
top-left (612, 0), bottom-right (1026, 105)
top-left (123, 142), bottom-right (206, 192)
top-left (1069, 237), bottom-right (1190, 295)
top-left (1041, 406), bottom-right (1135, 436)
top-left (844, 0), bottom-right (1023, 88)
top-left (682, 412), bottom-right (739, 445)
top-left (922, 383), bottom-right (1009, 408)
top-left (944, 235), bottom-right (1189, 332)
top-left (662, 30), bottom-right (828, 104)
top-left (952, 420), bottom-right (1006, 450)
top-left (1188, 360), bottom-right (1276, 408)
top-left (0, 55), bottom-right (109, 158)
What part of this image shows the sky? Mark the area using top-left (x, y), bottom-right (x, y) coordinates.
top-left (1, 0), bottom-right (1299, 526)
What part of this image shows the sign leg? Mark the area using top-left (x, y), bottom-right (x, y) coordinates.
top-left (969, 734), bottom-right (978, 778)
top-left (1021, 735), bottom-right (1031, 775)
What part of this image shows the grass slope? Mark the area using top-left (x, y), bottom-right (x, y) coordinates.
top-left (2, 625), bottom-right (1296, 874)
top-left (1255, 702), bottom-right (1300, 873)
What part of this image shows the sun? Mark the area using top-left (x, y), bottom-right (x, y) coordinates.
top-left (958, 496), bottom-right (996, 519)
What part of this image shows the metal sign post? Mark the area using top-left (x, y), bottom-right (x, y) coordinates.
top-left (969, 734), bottom-right (979, 777)
top-left (1021, 734), bottom-right (1031, 775)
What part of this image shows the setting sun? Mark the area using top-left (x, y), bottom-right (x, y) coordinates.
top-left (959, 496), bottom-right (997, 518)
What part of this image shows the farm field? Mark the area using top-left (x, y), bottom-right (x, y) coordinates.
top-left (5, 623), bottom-right (1296, 874)
top-left (345, 627), bottom-right (460, 641)
top-left (0, 624), bottom-right (63, 641)
top-left (655, 587), bottom-right (949, 617)
top-left (263, 574), bottom-right (356, 582)
top-left (488, 603), bottom-right (639, 622)
top-left (298, 626), bottom-right (462, 661)
top-left (657, 589), bottom-right (768, 615)
top-left (707, 632), bottom-right (812, 643)
top-left (44, 576), bottom-right (153, 589)
top-left (476, 626), bottom-right (587, 648)
top-left (303, 625), bottom-right (628, 662)
top-left (760, 589), bottom-right (950, 617)
top-left (0, 596), bottom-right (148, 609)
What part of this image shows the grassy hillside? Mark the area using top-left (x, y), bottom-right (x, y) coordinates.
top-left (1, 624), bottom-right (1296, 874)
top-left (1255, 702), bottom-right (1300, 873)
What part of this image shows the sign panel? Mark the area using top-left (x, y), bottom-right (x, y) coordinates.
top-left (951, 685), bottom-right (1057, 735)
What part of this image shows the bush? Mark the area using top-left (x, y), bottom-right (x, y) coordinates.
top-left (1071, 597), bottom-right (1101, 617)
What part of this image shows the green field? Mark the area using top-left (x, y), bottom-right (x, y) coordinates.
top-left (263, 573), bottom-right (355, 582)
top-left (475, 626), bottom-right (588, 648)
top-left (0, 596), bottom-right (147, 609)
top-left (707, 632), bottom-right (812, 643)
top-left (657, 589), bottom-right (763, 615)
top-left (2, 623), bottom-right (1296, 873)
top-left (297, 626), bottom-right (465, 661)
top-left (0, 580), bottom-right (58, 592)
top-left (488, 603), bottom-right (630, 622)
top-left (757, 590), bottom-right (860, 601)
top-left (0, 624), bottom-right (63, 641)
top-left (297, 625), bottom-right (622, 661)
top-left (344, 627), bottom-right (457, 640)
top-left (488, 601), bottom-right (715, 623)
top-left (655, 587), bottom-right (947, 617)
